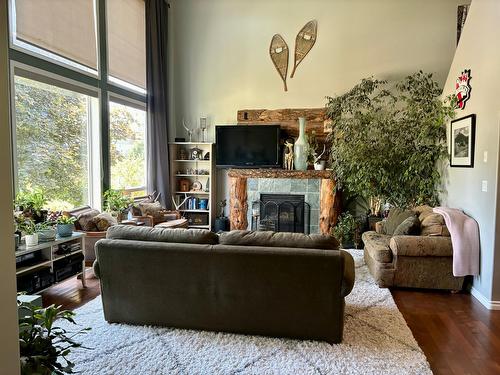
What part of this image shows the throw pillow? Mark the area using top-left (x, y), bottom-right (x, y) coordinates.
top-left (91, 212), bottom-right (118, 232)
top-left (393, 215), bottom-right (420, 236)
top-left (420, 213), bottom-right (450, 236)
top-left (76, 209), bottom-right (100, 231)
top-left (385, 208), bottom-right (416, 235)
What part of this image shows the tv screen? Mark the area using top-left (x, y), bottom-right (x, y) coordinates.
top-left (216, 125), bottom-right (281, 167)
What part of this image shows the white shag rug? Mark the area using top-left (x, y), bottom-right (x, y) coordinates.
top-left (58, 250), bottom-right (431, 375)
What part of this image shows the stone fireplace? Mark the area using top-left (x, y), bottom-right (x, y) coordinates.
top-left (228, 169), bottom-right (341, 235)
top-left (254, 193), bottom-right (310, 234)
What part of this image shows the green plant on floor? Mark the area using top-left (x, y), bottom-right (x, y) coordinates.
top-left (333, 212), bottom-right (358, 247)
top-left (103, 189), bottom-right (134, 213)
top-left (14, 189), bottom-right (48, 217)
top-left (325, 71), bottom-right (456, 208)
top-left (18, 299), bottom-right (90, 375)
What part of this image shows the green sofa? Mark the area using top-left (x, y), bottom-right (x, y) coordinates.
top-left (93, 226), bottom-right (355, 343)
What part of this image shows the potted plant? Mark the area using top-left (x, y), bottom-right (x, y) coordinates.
top-left (18, 298), bottom-right (90, 374)
top-left (56, 214), bottom-right (77, 237)
top-left (103, 189), bottom-right (133, 221)
top-left (37, 221), bottom-right (57, 242)
top-left (307, 130), bottom-right (327, 170)
top-left (17, 217), bottom-right (38, 247)
top-left (333, 212), bottom-right (357, 249)
top-left (14, 189), bottom-right (48, 223)
top-left (215, 199), bottom-right (229, 232)
top-left (325, 71), bottom-right (456, 208)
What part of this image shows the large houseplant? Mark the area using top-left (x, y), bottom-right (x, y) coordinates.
top-left (18, 299), bottom-right (90, 374)
top-left (103, 189), bottom-right (133, 221)
top-left (14, 189), bottom-right (48, 223)
top-left (325, 71), bottom-right (456, 208)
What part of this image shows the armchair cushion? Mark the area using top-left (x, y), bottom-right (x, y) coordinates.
top-left (361, 231), bottom-right (392, 263)
top-left (393, 215), bottom-right (420, 236)
top-left (385, 208), bottom-right (416, 235)
top-left (76, 209), bottom-right (100, 231)
top-left (420, 213), bottom-right (450, 237)
top-left (390, 235), bottom-right (453, 257)
top-left (92, 212), bottom-right (118, 231)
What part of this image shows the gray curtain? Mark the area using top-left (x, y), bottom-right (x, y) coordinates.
top-left (146, 0), bottom-right (171, 208)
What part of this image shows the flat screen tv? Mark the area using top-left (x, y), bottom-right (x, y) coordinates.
top-left (216, 125), bottom-right (281, 168)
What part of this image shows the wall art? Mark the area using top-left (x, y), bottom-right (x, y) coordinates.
top-left (290, 20), bottom-right (318, 78)
top-left (455, 69), bottom-right (471, 110)
top-left (450, 114), bottom-right (476, 168)
top-left (269, 34), bottom-right (289, 91)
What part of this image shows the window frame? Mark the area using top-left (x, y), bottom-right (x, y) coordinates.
top-left (7, 0), bottom-right (147, 210)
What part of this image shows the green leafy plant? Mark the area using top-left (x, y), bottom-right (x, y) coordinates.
top-left (56, 215), bottom-right (77, 225)
top-left (18, 298), bottom-right (90, 375)
top-left (333, 212), bottom-right (358, 247)
top-left (326, 71), bottom-right (456, 208)
top-left (16, 217), bottom-right (37, 235)
top-left (103, 189), bottom-right (133, 213)
top-left (14, 189), bottom-right (47, 216)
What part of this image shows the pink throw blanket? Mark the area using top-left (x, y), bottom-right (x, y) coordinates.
top-left (433, 207), bottom-right (479, 276)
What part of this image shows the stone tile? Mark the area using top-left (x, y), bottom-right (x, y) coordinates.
top-left (248, 178), bottom-right (258, 192)
top-left (291, 179), bottom-right (307, 193)
top-left (306, 193), bottom-right (320, 209)
top-left (310, 209), bottom-right (319, 226)
top-left (259, 178), bottom-right (274, 193)
top-left (307, 179), bottom-right (320, 192)
top-left (310, 225), bottom-right (319, 234)
top-left (274, 179), bottom-right (291, 192)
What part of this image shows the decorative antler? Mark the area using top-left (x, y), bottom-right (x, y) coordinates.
top-left (314, 144), bottom-right (326, 163)
top-left (172, 194), bottom-right (191, 211)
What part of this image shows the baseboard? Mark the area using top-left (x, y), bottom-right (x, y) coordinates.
top-left (471, 287), bottom-right (500, 310)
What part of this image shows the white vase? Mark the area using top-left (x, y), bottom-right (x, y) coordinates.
top-left (25, 233), bottom-right (39, 247)
top-left (314, 161), bottom-right (326, 170)
top-left (294, 117), bottom-right (308, 171)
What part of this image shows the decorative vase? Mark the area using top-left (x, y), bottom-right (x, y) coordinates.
top-left (294, 117), bottom-right (308, 171)
top-left (57, 224), bottom-right (73, 237)
top-left (25, 233), bottom-right (39, 247)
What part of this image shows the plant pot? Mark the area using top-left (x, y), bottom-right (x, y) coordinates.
top-left (57, 223), bottom-right (74, 237)
top-left (314, 161), bottom-right (326, 170)
top-left (39, 228), bottom-right (57, 242)
top-left (25, 233), bottom-right (39, 247)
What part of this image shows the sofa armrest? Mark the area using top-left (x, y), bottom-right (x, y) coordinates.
top-left (92, 259), bottom-right (100, 279)
top-left (340, 250), bottom-right (355, 297)
top-left (375, 221), bottom-right (385, 234)
top-left (390, 235), bottom-right (453, 257)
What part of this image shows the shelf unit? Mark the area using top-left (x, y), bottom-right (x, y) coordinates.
top-left (15, 232), bottom-right (87, 294)
top-left (169, 142), bottom-right (215, 230)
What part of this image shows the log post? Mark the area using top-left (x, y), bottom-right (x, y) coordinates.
top-left (229, 176), bottom-right (248, 230)
top-left (319, 178), bottom-right (341, 235)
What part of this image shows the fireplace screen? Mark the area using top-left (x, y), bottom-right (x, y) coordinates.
top-left (251, 194), bottom-right (310, 234)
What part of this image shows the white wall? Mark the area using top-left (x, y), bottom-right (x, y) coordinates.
top-left (442, 0), bottom-right (500, 305)
top-left (170, 0), bottom-right (469, 210)
top-left (170, 0), bottom-right (467, 137)
top-left (0, 0), bottom-right (20, 373)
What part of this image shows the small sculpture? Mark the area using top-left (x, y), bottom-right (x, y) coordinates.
top-left (182, 119), bottom-right (194, 142)
top-left (218, 199), bottom-right (227, 218)
top-left (284, 140), bottom-right (294, 170)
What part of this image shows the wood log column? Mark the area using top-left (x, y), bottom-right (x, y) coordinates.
top-left (319, 178), bottom-right (341, 235)
top-left (229, 176), bottom-right (248, 230)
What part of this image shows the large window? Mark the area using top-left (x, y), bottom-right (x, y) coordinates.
top-left (9, 0), bottom-right (147, 210)
top-left (109, 100), bottom-right (146, 194)
top-left (13, 74), bottom-right (98, 210)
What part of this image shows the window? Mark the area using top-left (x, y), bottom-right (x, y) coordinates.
top-left (109, 100), bottom-right (146, 195)
top-left (12, 0), bottom-right (98, 73)
top-left (13, 73), bottom-right (98, 210)
top-left (107, 0), bottom-right (146, 90)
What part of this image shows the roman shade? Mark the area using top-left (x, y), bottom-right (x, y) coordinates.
top-left (15, 0), bottom-right (97, 69)
top-left (107, 0), bottom-right (146, 88)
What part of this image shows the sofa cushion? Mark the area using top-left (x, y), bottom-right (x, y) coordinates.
top-left (219, 230), bottom-right (339, 250)
top-left (385, 208), bottom-right (416, 235)
top-left (393, 215), bottom-right (420, 236)
top-left (106, 225), bottom-right (219, 245)
top-left (420, 213), bottom-right (450, 237)
top-left (362, 231), bottom-right (392, 263)
top-left (77, 209), bottom-right (100, 231)
top-left (92, 212), bottom-right (118, 231)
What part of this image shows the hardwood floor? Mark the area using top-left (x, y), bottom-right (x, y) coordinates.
top-left (42, 274), bottom-right (500, 375)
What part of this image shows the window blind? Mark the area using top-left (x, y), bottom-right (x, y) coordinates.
top-left (15, 0), bottom-right (98, 70)
top-left (107, 0), bottom-right (146, 89)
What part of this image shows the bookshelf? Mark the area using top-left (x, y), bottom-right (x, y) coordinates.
top-left (169, 142), bottom-right (215, 230)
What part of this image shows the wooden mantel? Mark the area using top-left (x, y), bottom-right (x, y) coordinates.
top-left (228, 169), bottom-right (341, 235)
top-left (227, 169), bottom-right (332, 179)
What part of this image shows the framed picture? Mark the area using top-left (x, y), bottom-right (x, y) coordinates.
top-left (450, 114), bottom-right (476, 168)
